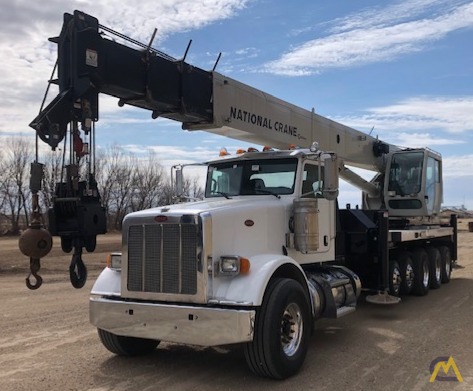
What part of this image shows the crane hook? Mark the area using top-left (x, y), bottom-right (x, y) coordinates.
top-left (69, 246), bottom-right (87, 289)
top-left (25, 258), bottom-right (43, 290)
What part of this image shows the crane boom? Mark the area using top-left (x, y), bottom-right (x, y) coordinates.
top-left (31, 10), bottom-right (391, 172)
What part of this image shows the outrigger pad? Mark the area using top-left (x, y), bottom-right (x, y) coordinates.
top-left (366, 291), bottom-right (401, 305)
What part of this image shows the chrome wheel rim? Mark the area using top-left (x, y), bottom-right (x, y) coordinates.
top-left (405, 264), bottom-right (414, 289)
top-left (281, 303), bottom-right (303, 357)
top-left (445, 259), bottom-right (451, 277)
top-left (392, 266), bottom-right (402, 294)
top-left (435, 259), bottom-right (441, 282)
top-left (422, 261), bottom-right (430, 288)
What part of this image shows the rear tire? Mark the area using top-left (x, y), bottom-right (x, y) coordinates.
top-left (388, 261), bottom-right (401, 296)
top-left (426, 247), bottom-right (441, 289)
top-left (398, 251), bottom-right (414, 295)
top-left (439, 246), bottom-right (452, 283)
top-left (412, 248), bottom-right (430, 296)
top-left (98, 328), bottom-right (160, 356)
top-left (244, 278), bottom-right (311, 379)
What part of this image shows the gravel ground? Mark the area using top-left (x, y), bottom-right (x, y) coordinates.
top-left (1, 222), bottom-right (472, 391)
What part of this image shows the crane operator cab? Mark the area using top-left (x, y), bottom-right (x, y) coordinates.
top-left (385, 148), bottom-right (442, 217)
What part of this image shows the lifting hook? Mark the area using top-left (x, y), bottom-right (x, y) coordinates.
top-left (25, 258), bottom-right (43, 290)
top-left (69, 244), bottom-right (87, 289)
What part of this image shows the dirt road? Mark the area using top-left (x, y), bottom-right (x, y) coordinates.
top-left (1, 226), bottom-right (472, 391)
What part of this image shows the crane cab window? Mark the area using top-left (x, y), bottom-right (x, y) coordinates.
top-left (205, 158), bottom-right (297, 197)
top-left (425, 156), bottom-right (440, 213)
top-left (388, 152), bottom-right (424, 196)
top-left (387, 151), bottom-right (424, 209)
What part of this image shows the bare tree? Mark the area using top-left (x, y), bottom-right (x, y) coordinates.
top-left (0, 138), bottom-right (32, 233)
top-left (95, 145), bottom-right (135, 230)
top-left (41, 149), bottom-right (64, 210)
top-left (130, 152), bottom-right (166, 211)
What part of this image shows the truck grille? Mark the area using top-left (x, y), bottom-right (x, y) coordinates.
top-left (127, 224), bottom-right (198, 294)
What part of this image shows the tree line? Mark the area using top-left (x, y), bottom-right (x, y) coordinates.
top-left (0, 137), bottom-right (203, 235)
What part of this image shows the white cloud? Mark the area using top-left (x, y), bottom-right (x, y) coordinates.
top-left (0, 0), bottom-right (249, 136)
top-left (263, 1), bottom-right (473, 75)
top-left (442, 154), bottom-right (473, 177)
top-left (330, 96), bottom-right (473, 147)
top-left (328, 0), bottom-right (463, 33)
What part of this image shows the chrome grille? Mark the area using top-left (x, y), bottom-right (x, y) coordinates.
top-left (127, 223), bottom-right (198, 294)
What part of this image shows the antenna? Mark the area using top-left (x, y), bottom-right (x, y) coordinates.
top-left (212, 52), bottom-right (222, 71)
top-left (182, 40), bottom-right (192, 62)
top-left (369, 126), bottom-right (375, 136)
top-left (146, 28), bottom-right (158, 52)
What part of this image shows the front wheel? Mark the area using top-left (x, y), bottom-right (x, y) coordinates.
top-left (244, 278), bottom-right (311, 379)
top-left (98, 328), bottom-right (160, 356)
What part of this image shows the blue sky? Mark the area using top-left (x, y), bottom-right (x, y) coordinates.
top-left (1, 0), bottom-right (472, 208)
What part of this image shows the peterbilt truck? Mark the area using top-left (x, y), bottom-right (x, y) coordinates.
top-left (25, 11), bottom-right (457, 379)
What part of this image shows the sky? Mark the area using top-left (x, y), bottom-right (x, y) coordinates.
top-left (1, 0), bottom-right (472, 208)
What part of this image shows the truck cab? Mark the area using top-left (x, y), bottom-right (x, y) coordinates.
top-left (90, 146), bottom-right (360, 379)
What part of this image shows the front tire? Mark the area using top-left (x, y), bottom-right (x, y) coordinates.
top-left (98, 328), bottom-right (160, 356)
top-left (244, 278), bottom-right (311, 379)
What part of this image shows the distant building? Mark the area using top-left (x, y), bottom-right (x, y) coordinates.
top-left (440, 207), bottom-right (473, 219)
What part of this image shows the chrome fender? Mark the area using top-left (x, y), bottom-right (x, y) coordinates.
top-left (91, 267), bottom-right (121, 296)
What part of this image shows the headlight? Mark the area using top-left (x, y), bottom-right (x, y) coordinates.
top-left (106, 252), bottom-right (122, 270)
top-left (218, 256), bottom-right (250, 276)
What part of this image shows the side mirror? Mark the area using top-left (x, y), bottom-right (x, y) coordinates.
top-left (322, 153), bottom-right (339, 201)
top-left (173, 165), bottom-right (184, 196)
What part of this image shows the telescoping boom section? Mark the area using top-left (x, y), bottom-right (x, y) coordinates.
top-left (32, 10), bottom-right (390, 171)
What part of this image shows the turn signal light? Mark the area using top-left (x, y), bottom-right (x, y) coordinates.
top-left (106, 252), bottom-right (122, 270)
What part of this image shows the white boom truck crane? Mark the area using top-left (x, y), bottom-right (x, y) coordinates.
top-left (23, 11), bottom-right (457, 379)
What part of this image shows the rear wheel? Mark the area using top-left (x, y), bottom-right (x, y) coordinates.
top-left (98, 328), bottom-right (160, 356)
top-left (439, 246), bottom-right (452, 283)
top-left (388, 261), bottom-right (402, 296)
top-left (244, 278), bottom-right (311, 379)
top-left (426, 247), bottom-right (442, 289)
top-left (412, 248), bottom-right (430, 296)
top-left (397, 251), bottom-right (415, 295)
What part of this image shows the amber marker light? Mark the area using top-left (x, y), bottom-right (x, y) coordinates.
top-left (219, 147), bottom-right (230, 156)
top-left (239, 257), bottom-right (251, 274)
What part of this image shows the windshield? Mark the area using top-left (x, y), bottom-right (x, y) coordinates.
top-left (205, 158), bottom-right (298, 197)
top-left (388, 151), bottom-right (424, 196)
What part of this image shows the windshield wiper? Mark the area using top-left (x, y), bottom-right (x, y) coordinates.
top-left (256, 189), bottom-right (281, 199)
top-left (212, 191), bottom-right (232, 199)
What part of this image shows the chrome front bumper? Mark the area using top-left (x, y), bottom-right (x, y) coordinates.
top-left (90, 297), bottom-right (255, 346)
